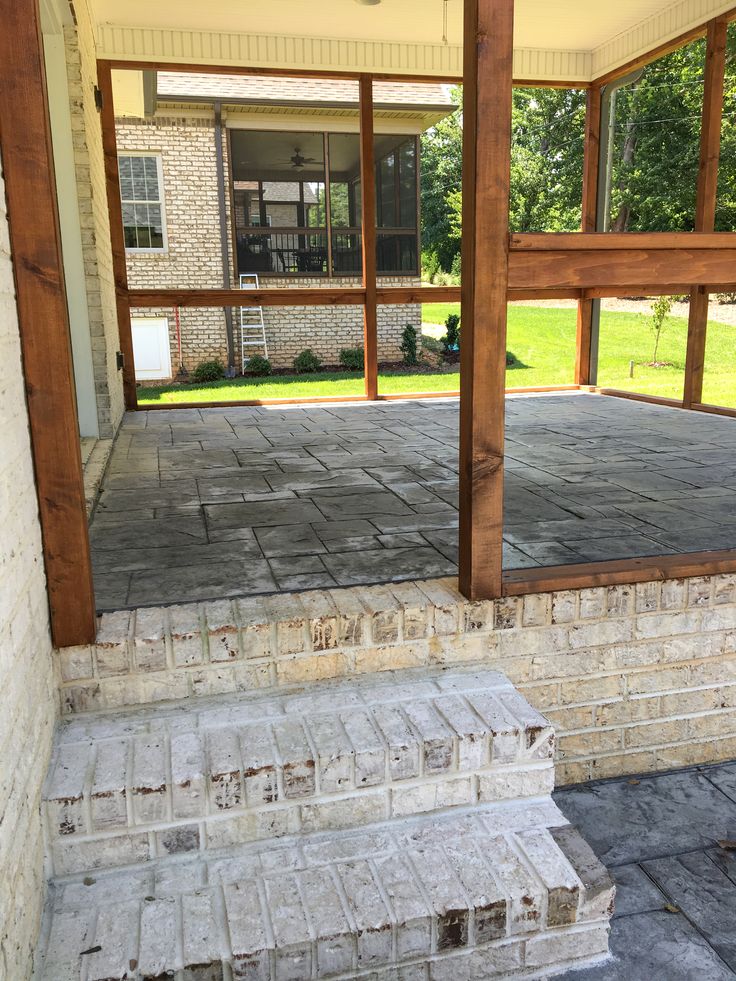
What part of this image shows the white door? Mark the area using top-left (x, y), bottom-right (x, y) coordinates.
top-left (131, 317), bottom-right (172, 381)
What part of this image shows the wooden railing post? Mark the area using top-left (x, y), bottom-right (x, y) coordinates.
top-left (684, 15), bottom-right (728, 408)
top-left (359, 74), bottom-right (379, 401)
top-left (575, 85), bottom-right (602, 385)
top-left (0, 0), bottom-right (96, 645)
top-left (458, 0), bottom-right (514, 599)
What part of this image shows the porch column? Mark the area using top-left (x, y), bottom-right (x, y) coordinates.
top-left (684, 15), bottom-right (728, 408)
top-left (359, 74), bottom-right (379, 400)
top-left (575, 85), bottom-right (602, 385)
top-left (458, 0), bottom-right (514, 599)
top-left (0, 0), bottom-right (96, 645)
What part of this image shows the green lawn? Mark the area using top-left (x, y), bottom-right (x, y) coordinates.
top-left (137, 303), bottom-right (736, 406)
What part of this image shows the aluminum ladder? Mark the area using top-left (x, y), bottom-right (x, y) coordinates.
top-left (239, 273), bottom-right (268, 372)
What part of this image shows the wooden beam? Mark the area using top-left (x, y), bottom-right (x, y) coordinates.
top-left (508, 245), bottom-right (736, 290)
top-left (0, 0), bottom-right (96, 646)
top-left (128, 287), bottom-right (366, 307)
top-left (359, 74), bottom-right (378, 400)
top-left (458, 0), bottom-right (514, 600)
top-left (575, 85), bottom-right (602, 385)
top-left (510, 231), bottom-right (736, 249)
top-left (503, 548), bottom-right (736, 595)
top-left (97, 61), bottom-right (137, 409)
top-left (684, 16), bottom-right (728, 408)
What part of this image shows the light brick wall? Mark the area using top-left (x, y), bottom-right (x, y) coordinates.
top-left (0, 159), bottom-right (58, 980)
top-left (64, 2), bottom-right (124, 437)
top-left (119, 115), bottom-right (421, 374)
top-left (60, 573), bottom-right (736, 785)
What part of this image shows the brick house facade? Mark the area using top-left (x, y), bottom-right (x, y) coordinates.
top-left (116, 76), bottom-right (456, 378)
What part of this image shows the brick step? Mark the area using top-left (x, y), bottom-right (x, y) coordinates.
top-left (37, 800), bottom-right (614, 981)
top-left (43, 668), bottom-right (555, 876)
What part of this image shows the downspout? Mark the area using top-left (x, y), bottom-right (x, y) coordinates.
top-left (214, 101), bottom-right (236, 376)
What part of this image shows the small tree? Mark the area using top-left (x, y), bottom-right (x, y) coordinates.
top-left (400, 324), bottom-right (418, 365)
top-left (650, 295), bottom-right (674, 362)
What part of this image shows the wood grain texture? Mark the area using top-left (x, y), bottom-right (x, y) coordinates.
top-left (0, 0), bottom-right (96, 645)
top-left (458, 0), bottom-right (514, 600)
top-left (684, 16), bottom-right (728, 408)
top-left (359, 74), bottom-right (379, 400)
top-left (504, 549), bottom-right (736, 595)
top-left (508, 246), bottom-right (736, 290)
top-left (128, 288), bottom-right (366, 307)
top-left (97, 60), bottom-right (137, 409)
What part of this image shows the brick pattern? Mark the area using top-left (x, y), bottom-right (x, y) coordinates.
top-left (61, 572), bottom-right (736, 783)
top-left (118, 114), bottom-right (421, 372)
top-left (44, 669), bottom-right (555, 876)
top-left (64, 10), bottom-right (124, 437)
top-left (38, 801), bottom-right (613, 980)
top-left (0, 162), bottom-right (57, 979)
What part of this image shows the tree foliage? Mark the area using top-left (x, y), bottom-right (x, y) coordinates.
top-left (419, 24), bottom-right (736, 273)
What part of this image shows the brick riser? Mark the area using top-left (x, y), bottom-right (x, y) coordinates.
top-left (39, 802), bottom-right (614, 981)
top-left (44, 670), bottom-right (554, 876)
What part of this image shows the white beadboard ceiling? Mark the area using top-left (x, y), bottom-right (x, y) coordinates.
top-left (90, 0), bottom-right (736, 82)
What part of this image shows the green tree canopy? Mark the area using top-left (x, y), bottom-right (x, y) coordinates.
top-left (419, 23), bottom-right (736, 273)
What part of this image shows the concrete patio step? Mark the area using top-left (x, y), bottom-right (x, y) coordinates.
top-left (43, 668), bottom-right (555, 876)
top-left (37, 800), bottom-right (614, 981)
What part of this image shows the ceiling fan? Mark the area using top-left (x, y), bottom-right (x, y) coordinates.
top-left (282, 148), bottom-right (318, 170)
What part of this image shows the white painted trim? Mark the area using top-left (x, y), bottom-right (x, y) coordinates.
top-left (592, 0), bottom-right (736, 78)
top-left (42, 29), bottom-right (100, 437)
top-left (96, 0), bottom-right (736, 84)
top-left (119, 151), bottom-right (169, 253)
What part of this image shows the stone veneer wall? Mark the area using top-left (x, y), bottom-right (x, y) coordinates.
top-left (118, 115), bottom-right (421, 375)
top-left (64, 0), bottom-right (125, 437)
top-left (60, 572), bottom-right (736, 785)
top-left (0, 160), bottom-right (58, 979)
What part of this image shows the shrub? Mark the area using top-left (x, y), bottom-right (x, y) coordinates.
top-left (400, 324), bottom-right (419, 365)
top-left (421, 250), bottom-right (441, 283)
top-left (442, 313), bottom-right (460, 354)
top-left (245, 355), bottom-right (272, 376)
top-left (450, 252), bottom-right (462, 280)
top-left (192, 360), bottom-right (225, 383)
top-left (339, 347), bottom-right (364, 371)
top-left (506, 351), bottom-right (519, 367)
top-left (293, 348), bottom-right (322, 373)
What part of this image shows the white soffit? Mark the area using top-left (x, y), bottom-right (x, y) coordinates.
top-left (94, 0), bottom-right (736, 83)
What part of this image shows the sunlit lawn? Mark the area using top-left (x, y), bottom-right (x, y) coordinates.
top-left (136, 303), bottom-right (736, 406)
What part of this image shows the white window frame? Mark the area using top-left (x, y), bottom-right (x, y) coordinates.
top-left (119, 152), bottom-right (168, 254)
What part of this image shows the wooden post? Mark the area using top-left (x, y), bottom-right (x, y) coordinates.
top-left (97, 60), bottom-right (137, 409)
top-left (0, 0), bottom-right (96, 645)
top-left (458, 0), bottom-right (514, 599)
top-left (684, 16), bottom-right (728, 408)
top-left (359, 74), bottom-right (378, 400)
top-left (575, 85), bottom-right (602, 384)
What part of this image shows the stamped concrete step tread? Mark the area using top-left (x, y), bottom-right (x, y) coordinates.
top-left (38, 802), bottom-right (614, 981)
top-left (43, 668), bottom-right (555, 875)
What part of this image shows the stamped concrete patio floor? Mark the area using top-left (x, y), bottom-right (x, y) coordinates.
top-left (90, 392), bottom-right (736, 610)
top-left (553, 762), bottom-right (736, 979)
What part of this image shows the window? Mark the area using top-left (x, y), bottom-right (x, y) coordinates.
top-left (118, 154), bottom-right (166, 251)
top-left (230, 129), bottom-right (420, 277)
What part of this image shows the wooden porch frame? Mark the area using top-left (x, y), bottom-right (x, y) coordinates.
top-left (97, 7), bottom-right (736, 609)
top-left (0, 0), bottom-right (96, 646)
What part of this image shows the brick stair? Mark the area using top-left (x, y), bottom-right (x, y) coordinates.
top-left (36, 667), bottom-right (614, 979)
